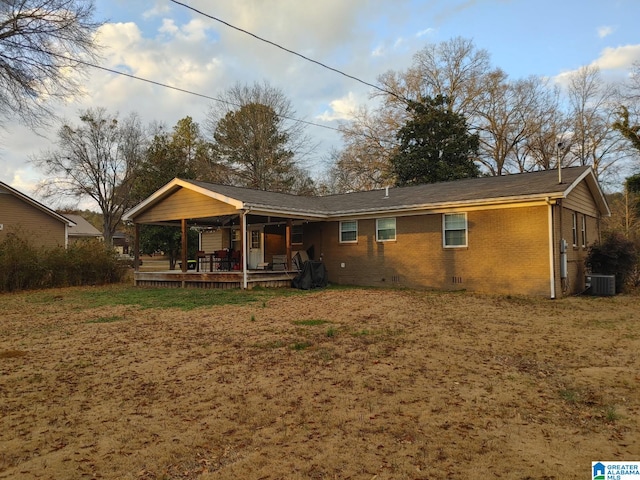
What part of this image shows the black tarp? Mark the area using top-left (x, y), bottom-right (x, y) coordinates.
top-left (291, 261), bottom-right (328, 290)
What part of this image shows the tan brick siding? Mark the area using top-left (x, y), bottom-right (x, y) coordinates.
top-left (553, 183), bottom-right (603, 295)
top-left (305, 206), bottom-right (552, 296)
top-left (556, 205), bottom-right (600, 295)
top-left (0, 192), bottom-right (66, 249)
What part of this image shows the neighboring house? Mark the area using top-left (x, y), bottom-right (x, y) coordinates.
top-left (112, 231), bottom-right (130, 255)
top-left (0, 181), bottom-right (75, 249)
top-left (123, 166), bottom-right (610, 297)
top-left (65, 214), bottom-right (103, 244)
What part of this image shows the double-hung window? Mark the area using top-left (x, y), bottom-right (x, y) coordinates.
top-left (581, 215), bottom-right (587, 248)
top-left (443, 213), bottom-right (468, 248)
top-left (340, 220), bottom-right (358, 243)
top-left (572, 213), bottom-right (578, 247)
top-left (376, 218), bottom-right (396, 242)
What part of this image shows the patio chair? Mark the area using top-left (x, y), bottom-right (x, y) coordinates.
top-left (196, 250), bottom-right (206, 272)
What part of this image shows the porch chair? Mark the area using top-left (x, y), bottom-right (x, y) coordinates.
top-left (196, 250), bottom-right (207, 272)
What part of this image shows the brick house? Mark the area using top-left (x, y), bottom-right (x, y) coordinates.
top-left (0, 181), bottom-right (75, 249)
top-left (123, 166), bottom-right (609, 297)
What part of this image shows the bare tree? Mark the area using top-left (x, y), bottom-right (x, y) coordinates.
top-left (520, 83), bottom-right (568, 172)
top-left (33, 107), bottom-right (146, 246)
top-left (329, 105), bottom-right (400, 192)
top-left (0, 0), bottom-right (101, 127)
top-left (565, 65), bottom-right (626, 182)
top-left (475, 74), bottom-right (565, 175)
top-left (403, 36), bottom-right (495, 117)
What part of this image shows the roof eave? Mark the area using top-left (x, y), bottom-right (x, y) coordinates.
top-left (325, 193), bottom-right (565, 217)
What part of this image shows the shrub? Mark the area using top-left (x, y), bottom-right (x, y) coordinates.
top-left (585, 233), bottom-right (638, 293)
top-left (0, 235), bottom-right (128, 292)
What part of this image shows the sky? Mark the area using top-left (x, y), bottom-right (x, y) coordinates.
top-left (2, 0), bottom-right (640, 208)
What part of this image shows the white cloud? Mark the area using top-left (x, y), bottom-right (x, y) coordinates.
top-left (371, 44), bottom-right (385, 57)
top-left (317, 92), bottom-right (359, 122)
top-left (597, 25), bottom-right (614, 39)
top-left (158, 18), bottom-right (179, 36)
top-left (592, 44), bottom-right (640, 70)
top-left (142, 2), bottom-right (170, 19)
top-left (416, 28), bottom-right (435, 38)
top-left (553, 44), bottom-right (640, 89)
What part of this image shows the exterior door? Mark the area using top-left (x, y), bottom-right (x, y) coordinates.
top-left (247, 226), bottom-right (263, 269)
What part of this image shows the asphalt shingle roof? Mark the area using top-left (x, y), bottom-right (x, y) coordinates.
top-left (184, 166), bottom-right (594, 217)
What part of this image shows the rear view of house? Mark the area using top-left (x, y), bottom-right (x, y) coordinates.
top-left (124, 166), bottom-right (609, 297)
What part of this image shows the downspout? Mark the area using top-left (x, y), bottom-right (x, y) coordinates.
top-left (547, 197), bottom-right (556, 299)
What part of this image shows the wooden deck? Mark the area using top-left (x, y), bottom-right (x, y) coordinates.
top-left (133, 269), bottom-right (296, 289)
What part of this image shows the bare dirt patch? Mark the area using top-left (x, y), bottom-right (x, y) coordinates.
top-left (1, 286), bottom-right (638, 479)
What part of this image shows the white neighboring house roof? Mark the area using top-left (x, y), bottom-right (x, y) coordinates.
top-left (65, 214), bottom-right (102, 239)
top-left (0, 181), bottom-right (76, 227)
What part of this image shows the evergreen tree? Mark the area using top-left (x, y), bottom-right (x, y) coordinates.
top-left (391, 95), bottom-right (480, 186)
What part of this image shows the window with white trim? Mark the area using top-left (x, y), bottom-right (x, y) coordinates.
top-left (376, 217), bottom-right (396, 242)
top-left (340, 220), bottom-right (357, 243)
top-left (443, 213), bottom-right (467, 247)
top-left (581, 215), bottom-right (587, 248)
top-left (572, 213), bottom-right (578, 247)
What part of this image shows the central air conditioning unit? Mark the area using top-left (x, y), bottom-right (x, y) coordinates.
top-left (585, 274), bottom-right (615, 296)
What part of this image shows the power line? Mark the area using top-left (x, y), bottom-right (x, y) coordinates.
top-left (168, 0), bottom-right (406, 102)
top-left (4, 40), bottom-right (343, 134)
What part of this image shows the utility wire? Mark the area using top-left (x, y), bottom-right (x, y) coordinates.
top-left (169, 0), bottom-right (406, 102)
top-left (4, 40), bottom-right (342, 133)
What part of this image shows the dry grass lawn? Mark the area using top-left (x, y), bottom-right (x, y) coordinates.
top-left (0, 285), bottom-right (639, 479)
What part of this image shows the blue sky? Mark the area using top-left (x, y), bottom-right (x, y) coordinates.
top-left (2, 0), bottom-right (640, 205)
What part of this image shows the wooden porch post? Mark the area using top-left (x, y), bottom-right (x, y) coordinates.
top-left (241, 210), bottom-right (247, 289)
top-left (134, 224), bottom-right (140, 272)
top-left (286, 219), bottom-right (292, 270)
top-left (181, 218), bottom-right (188, 273)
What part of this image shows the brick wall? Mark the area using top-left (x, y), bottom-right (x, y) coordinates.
top-left (304, 205), bottom-right (552, 296)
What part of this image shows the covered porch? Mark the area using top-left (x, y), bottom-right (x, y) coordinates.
top-left (123, 178), bottom-right (322, 289)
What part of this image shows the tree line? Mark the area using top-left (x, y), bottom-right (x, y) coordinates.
top-left (1, 2), bottom-right (640, 250)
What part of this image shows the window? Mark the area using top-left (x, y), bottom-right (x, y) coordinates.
top-left (572, 213), bottom-right (578, 247)
top-left (443, 213), bottom-right (467, 247)
top-left (581, 215), bottom-right (587, 248)
top-left (340, 220), bottom-right (357, 243)
top-left (376, 217), bottom-right (396, 242)
top-left (250, 230), bottom-right (260, 249)
top-left (292, 224), bottom-right (303, 245)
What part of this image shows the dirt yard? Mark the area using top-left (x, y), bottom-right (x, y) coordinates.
top-left (0, 285), bottom-right (638, 479)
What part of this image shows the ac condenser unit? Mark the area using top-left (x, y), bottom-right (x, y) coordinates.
top-left (585, 274), bottom-right (616, 296)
